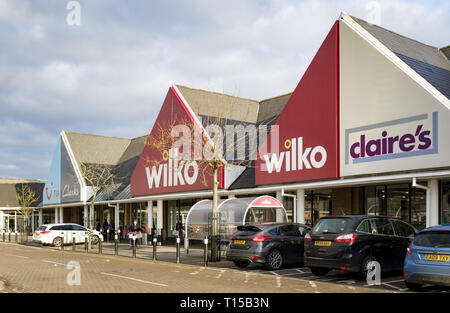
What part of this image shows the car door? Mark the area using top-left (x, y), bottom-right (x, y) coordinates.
top-left (61, 225), bottom-right (74, 244)
top-left (392, 219), bottom-right (416, 269)
top-left (73, 225), bottom-right (87, 243)
top-left (368, 218), bottom-right (397, 270)
top-left (279, 225), bottom-right (301, 263)
top-left (297, 225), bottom-right (310, 262)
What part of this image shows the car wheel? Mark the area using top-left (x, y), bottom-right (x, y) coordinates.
top-left (405, 281), bottom-right (423, 291)
top-left (358, 255), bottom-right (378, 281)
top-left (265, 249), bottom-right (283, 270)
top-left (52, 237), bottom-right (62, 247)
top-left (310, 267), bottom-right (330, 276)
top-left (233, 260), bottom-right (250, 268)
top-left (91, 235), bottom-right (99, 245)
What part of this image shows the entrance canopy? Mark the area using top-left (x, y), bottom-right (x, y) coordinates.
top-left (186, 196), bottom-right (287, 240)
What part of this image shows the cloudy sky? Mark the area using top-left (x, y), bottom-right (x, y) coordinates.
top-left (0, 0), bottom-right (448, 181)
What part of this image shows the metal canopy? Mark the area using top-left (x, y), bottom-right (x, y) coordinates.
top-left (186, 195), bottom-right (287, 240)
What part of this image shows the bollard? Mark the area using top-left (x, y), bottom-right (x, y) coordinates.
top-left (85, 233), bottom-right (88, 253)
top-left (99, 236), bottom-right (102, 254)
top-left (152, 237), bottom-right (157, 260)
top-left (61, 232), bottom-right (64, 251)
top-left (176, 236), bottom-right (181, 264)
top-left (8, 232), bottom-right (11, 242)
top-left (72, 233), bottom-right (76, 251)
top-left (132, 236), bottom-right (137, 258)
top-left (203, 237), bottom-right (208, 267)
top-left (106, 229), bottom-right (110, 243)
top-left (2, 232), bottom-right (4, 242)
top-left (114, 232), bottom-right (119, 256)
top-left (15, 232), bottom-right (18, 243)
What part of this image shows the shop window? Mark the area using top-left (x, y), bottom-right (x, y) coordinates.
top-left (411, 185), bottom-right (426, 230)
top-left (283, 196), bottom-right (293, 222)
top-left (387, 184), bottom-right (409, 221)
top-left (441, 181), bottom-right (450, 225)
top-left (365, 185), bottom-right (386, 216)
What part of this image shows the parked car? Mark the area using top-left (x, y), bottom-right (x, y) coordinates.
top-left (226, 222), bottom-right (311, 270)
top-left (404, 224), bottom-right (450, 290)
top-left (304, 215), bottom-right (416, 279)
top-left (32, 223), bottom-right (103, 247)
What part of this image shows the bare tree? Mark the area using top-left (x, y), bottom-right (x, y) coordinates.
top-left (15, 183), bottom-right (40, 237)
top-left (148, 90), bottom-right (259, 260)
top-left (80, 163), bottom-right (115, 248)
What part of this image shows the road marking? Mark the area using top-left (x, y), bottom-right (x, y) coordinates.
top-left (295, 269), bottom-right (305, 274)
top-left (100, 272), bottom-right (168, 287)
top-left (309, 281), bottom-right (317, 288)
top-left (215, 269), bottom-right (226, 279)
top-left (3, 253), bottom-right (29, 259)
top-left (275, 276), bottom-right (282, 288)
top-left (269, 271), bottom-right (280, 276)
top-left (383, 283), bottom-right (408, 291)
top-left (190, 267), bottom-right (205, 275)
top-left (363, 279), bottom-right (404, 287)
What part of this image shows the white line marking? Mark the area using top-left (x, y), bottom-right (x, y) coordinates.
top-left (383, 283), bottom-right (408, 291)
top-left (3, 253), bottom-right (29, 259)
top-left (295, 269), bottom-right (305, 274)
top-left (270, 271), bottom-right (280, 276)
top-left (190, 267), bottom-right (205, 275)
top-left (215, 269), bottom-right (226, 279)
top-left (309, 281), bottom-right (317, 288)
top-left (41, 260), bottom-right (68, 267)
top-left (100, 272), bottom-right (168, 287)
top-left (276, 276), bottom-right (282, 288)
top-left (364, 279), bottom-right (404, 287)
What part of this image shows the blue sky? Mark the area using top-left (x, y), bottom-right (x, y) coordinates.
top-left (0, 0), bottom-right (448, 181)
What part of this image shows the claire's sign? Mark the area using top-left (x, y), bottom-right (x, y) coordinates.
top-left (345, 112), bottom-right (438, 164)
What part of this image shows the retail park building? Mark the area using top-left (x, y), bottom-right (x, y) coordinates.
top-left (2, 13), bottom-right (449, 243)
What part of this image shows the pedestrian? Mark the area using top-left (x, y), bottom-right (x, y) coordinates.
top-left (175, 218), bottom-right (184, 238)
top-left (95, 219), bottom-right (101, 232)
top-left (103, 218), bottom-right (109, 234)
top-left (128, 219), bottom-right (142, 249)
top-left (108, 220), bottom-right (115, 240)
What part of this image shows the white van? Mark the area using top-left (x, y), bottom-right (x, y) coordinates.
top-left (32, 223), bottom-right (103, 247)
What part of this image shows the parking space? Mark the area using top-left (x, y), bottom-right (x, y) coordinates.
top-left (226, 263), bottom-right (450, 293)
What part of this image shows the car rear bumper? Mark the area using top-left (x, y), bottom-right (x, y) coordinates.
top-left (226, 249), bottom-right (266, 265)
top-left (404, 257), bottom-right (450, 286)
top-left (305, 255), bottom-right (358, 272)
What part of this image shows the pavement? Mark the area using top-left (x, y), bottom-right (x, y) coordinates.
top-left (0, 238), bottom-right (449, 293)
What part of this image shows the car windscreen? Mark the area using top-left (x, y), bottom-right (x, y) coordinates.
top-left (414, 231), bottom-right (450, 248)
top-left (312, 218), bottom-right (350, 235)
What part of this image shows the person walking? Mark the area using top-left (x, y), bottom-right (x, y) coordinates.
top-left (108, 220), bottom-right (115, 240)
top-left (128, 219), bottom-right (142, 249)
top-left (102, 219), bottom-right (109, 235)
top-left (175, 218), bottom-right (184, 239)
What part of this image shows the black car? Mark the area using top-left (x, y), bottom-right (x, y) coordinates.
top-left (226, 223), bottom-right (311, 270)
top-left (304, 215), bottom-right (416, 279)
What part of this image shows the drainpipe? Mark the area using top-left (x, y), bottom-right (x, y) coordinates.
top-left (412, 178), bottom-right (431, 228)
top-left (107, 202), bottom-right (119, 232)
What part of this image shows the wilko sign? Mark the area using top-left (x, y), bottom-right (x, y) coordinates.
top-left (345, 112), bottom-right (438, 165)
top-left (263, 137), bottom-right (327, 173)
top-left (145, 148), bottom-right (199, 189)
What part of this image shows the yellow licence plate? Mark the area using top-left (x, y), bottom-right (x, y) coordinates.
top-left (424, 254), bottom-right (450, 262)
top-left (314, 241), bottom-right (332, 246)
top-left (234, 240), bottom-right (246, 245)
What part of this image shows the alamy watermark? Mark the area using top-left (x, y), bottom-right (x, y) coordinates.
top-left (66, 1), bottom-right (81, 26)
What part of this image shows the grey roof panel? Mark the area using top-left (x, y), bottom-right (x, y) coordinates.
top-left (396, 52), bottom-right (450, 99)
top-left (352, 16), bottom-right (450, 71)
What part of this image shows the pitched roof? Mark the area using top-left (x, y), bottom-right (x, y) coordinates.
top-left (65, 131), bottom-right (130, 166)
top-left (176, 85), bottom-right (260, 123)
top-left (257, 93), bottom-right (292, 123)
top-left (351, 16), bottom-right (450, 99)
top-left (0, 181), bottom-right (44, 207)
